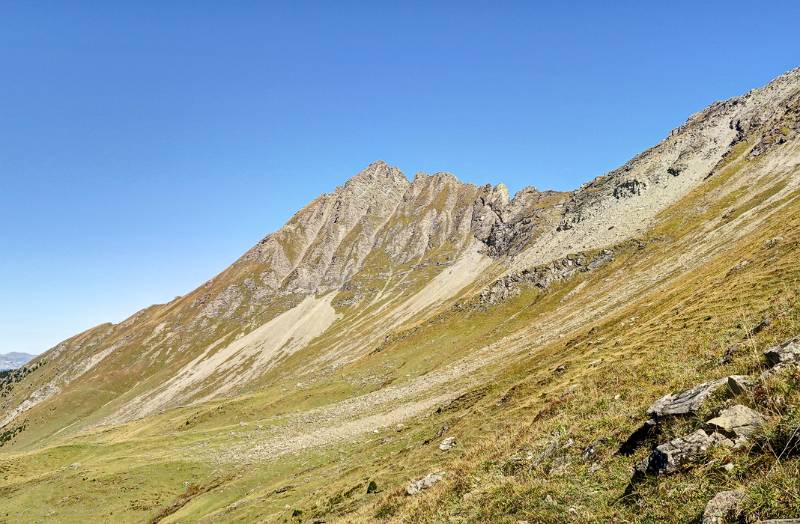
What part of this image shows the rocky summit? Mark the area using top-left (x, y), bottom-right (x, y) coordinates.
top-left (2, 68), bottom-right (800, 523)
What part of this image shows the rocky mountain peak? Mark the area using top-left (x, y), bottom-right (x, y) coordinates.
top-left (341, 160), bottom-right (409, 193)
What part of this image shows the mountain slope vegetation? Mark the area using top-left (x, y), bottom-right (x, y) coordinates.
top-left (2, 69), bottom-right (800, 523)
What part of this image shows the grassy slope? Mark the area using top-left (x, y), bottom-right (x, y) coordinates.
top-left (342, 148), bottom-right (800, 523)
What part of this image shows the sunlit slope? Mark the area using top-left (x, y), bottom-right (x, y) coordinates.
top-left (346, 145), bottom-right (800, 524)
top-left (0, 69), bottom-right (799, 523)
top-left (1, 128), bottom-right (798, 523)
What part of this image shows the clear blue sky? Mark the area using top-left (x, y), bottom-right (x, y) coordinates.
top-left (1, 2), bottom-right (799, 354)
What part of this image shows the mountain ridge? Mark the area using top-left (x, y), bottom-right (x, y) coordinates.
top-left (5, 67), bottom-right (799, 430)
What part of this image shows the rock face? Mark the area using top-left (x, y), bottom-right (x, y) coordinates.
top-left (472, 186), bottom-right (567, 257)
top-left (707, 405), bottom-right (767, 438)
top-left (406, 472), bottom-right (444, 495)
top-left (647, 379), bottom-right (728, 417)
top-left (249, 164), bottom-right (565, 300)
top-left (509, 68), bottom-right (800, 278)
top-left (381, 172), bottom-right (481, 263)
top-left (243, 162), bottom-right (556, 299)
top-left (247, 160), bottom-right (412, 294)
top-left (479, 249), bottom-right (614, 305)
top-left (702, 490), bottom-right (744, 524)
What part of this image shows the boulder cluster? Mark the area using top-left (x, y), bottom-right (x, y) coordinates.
top-left (620, 336), bottom-right (800, 523)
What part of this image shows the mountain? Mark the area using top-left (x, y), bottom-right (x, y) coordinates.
top-left (1, 68), bottom-right (800, 523)
top-left (0, 352), bottom-right (34, 371)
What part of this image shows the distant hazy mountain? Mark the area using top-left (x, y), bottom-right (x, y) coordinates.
top-left (0, 352), bottom-right (35, 371)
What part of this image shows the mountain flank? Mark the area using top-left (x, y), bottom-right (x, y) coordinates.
top-left (1, 68), bottom-right (800, 522)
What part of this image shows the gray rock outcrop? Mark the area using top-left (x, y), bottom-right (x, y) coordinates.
top-left (406, 472), bottom-right (444, 495)
top-left (479, 249), bottom-right (614, 305)
top-left (707, 405), bottom-right (767, 438)
top-left (473, 186), bottom-right (567, 257)
top-left (636, 429), bottom-right (730, 475)
top-left (647, 379), bottom-right (728, 417)
top-left (764, 337), bottom-right (800, 368)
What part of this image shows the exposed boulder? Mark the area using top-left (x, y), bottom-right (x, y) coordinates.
top-left (702, 489), bottom-right (744, 524)
top-left (582, 442), bottom-right (598, 461)
top-left (628, 374), bottom-right (763, 460)
top-left (667, 163), bottom-right (686, 177)
top-left (647, 379), bottom-right (728, 417)
top-left (707, 405), bottom-right (767, 438)
top-left (764, 337), bottom-right (800, 368)
top-left (406, 472), bottom-right (444, 495)
top-left (647, 375), bottom-right (752, 418)
top-left (635, 430), bottom-right (730, 475)
top-left (439, 436), bottom-right (457, 451)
